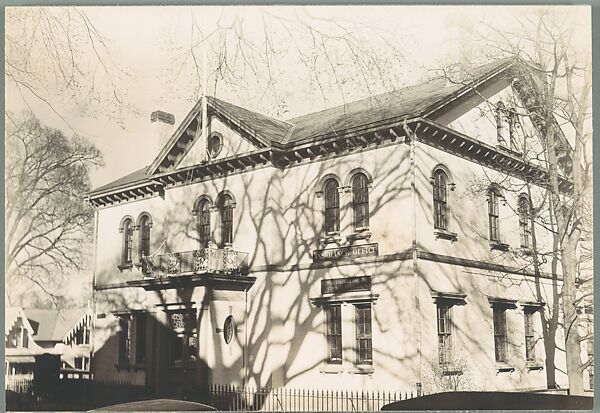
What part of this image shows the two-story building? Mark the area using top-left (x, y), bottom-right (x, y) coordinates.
top-left (89, 59), bottom-right (570, 399)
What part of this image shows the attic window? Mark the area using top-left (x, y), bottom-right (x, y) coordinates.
top-left (208, 132), bottom-right (223, 158)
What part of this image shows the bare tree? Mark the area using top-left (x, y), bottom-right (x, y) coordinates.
top-left (5, 7), bottom-right (131, 127)
top-left (441, 8), bottom-right (592, 394)
top-left (5, 111), bottom-right (103, 307)
top-left (422, 350), bottom-right (478, 393)
top-left (162, 8), bottom-right (410, 117)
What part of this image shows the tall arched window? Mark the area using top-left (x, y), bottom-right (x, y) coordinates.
top-left (352, 173), bottom-right (369, 230)
top-left (122, 219), bottom-right (134, 264)
top-left (433, 169), bottom-right (449, 230)
top-left (138, 215), bottom-right (152, 257)
top-left (197, 199), bottom-right (211, 248)
top-left (324, 179), bottom-right (340, 234)
top-left (518, 194), bottom-right (532, 249)
top-left (488, 187), bottom-right (501, 242)
top-left (219, 194), bottom-right (234, 247)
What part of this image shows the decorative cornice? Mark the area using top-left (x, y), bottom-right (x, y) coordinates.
top-left (416, 119), bottom-right (573, 194)
top-left (487, 296), bottom-right (518, 308)
top-left (89, 148), bottom-right (272, 208)
top-left (430, 290), bottom-right (467, 304)
top-left (89, 115), bottom-right (573, 208)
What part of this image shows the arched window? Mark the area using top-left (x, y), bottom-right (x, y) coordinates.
top-left (488, 187), bottom-right (501, 242)
top-left (122, 219), bottom-right (134, 264)
top-left (496, 101), bottom-right (509, 147)
top-left (433, 169), bottom-right (449, 230)
top-left (352, 173), bottom-right (369, 230)
top-left (138, 214), bottom-right (152, 258)
top-left (219, 194), bottom-right (234, 247)
top-left (197, 199), bottom-right (211, 248)
top-left (518, 194), bottom-right (532, 249)
top-left (323, 178), bottom-right (340, 234)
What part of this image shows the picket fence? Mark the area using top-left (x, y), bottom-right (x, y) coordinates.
top-left (5, 376), bottom-right (34, 394)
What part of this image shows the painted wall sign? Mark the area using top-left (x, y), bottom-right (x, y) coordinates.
top-left (313, 243), bottom-right (378, 262)
top-left (322, 276), bottom-right (371, 295)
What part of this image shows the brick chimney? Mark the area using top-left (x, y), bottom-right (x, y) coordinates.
top-left (150, 110), bottom-right (175, 158)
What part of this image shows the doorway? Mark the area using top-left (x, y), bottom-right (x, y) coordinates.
top-left (165, 309), bottom-right (198, 399)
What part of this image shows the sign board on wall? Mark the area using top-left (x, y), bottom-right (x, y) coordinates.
top-left (313, 243), bottom-right (378, 262)
top-left (322, 276), bottom-right (371, 295)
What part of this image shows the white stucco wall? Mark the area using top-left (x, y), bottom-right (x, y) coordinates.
top-left (91, 79), bottom-right (568, 395)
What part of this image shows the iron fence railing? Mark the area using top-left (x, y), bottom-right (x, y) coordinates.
top-left (206, 384), bottom-right (419, 411)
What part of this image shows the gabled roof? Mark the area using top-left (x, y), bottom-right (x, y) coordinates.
top-left (209, 97), bottom-right (292, 146)
top-left (23, 308), bottom-right (88, 342)
top-left (5, 307), bottom-right (35, 337)
top-left (283, 59), bottom-right (512, 145)
top-left (145, 96), bottom-right (293, 176)
top-left (90, 59), bottom-right (514, 196)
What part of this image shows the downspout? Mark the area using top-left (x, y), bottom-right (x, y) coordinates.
top-left (403, 121), bottom-right (422, 396)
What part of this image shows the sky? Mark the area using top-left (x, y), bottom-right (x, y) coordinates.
top-left (5, 5), bottom-right (592, 189)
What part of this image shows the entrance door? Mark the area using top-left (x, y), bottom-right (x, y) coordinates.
top-left (166, 309), bottom-right (198, 399)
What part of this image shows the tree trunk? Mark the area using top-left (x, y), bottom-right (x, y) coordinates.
top-left (561, 238), bottom-right (584, 395)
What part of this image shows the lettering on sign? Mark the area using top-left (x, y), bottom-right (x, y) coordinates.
top-left (322, 276), bottom-right (371, 295)
top-left (313, 243), bottom-right (378, 262)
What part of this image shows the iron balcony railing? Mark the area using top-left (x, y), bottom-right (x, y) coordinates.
top-left (140, 246), bottom-right (249, 278)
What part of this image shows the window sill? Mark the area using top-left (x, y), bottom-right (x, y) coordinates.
top-left (117, 262), bottom-right (133, 271)
top-left (434, 229), bottom-right (458, 243)
top-left (348, 365), bottom-right (374, 375)
top-left (346, 230), bottom-right (372, 244)
top-left (319, 234), bottom-right (343, 248)
top-left (496, 363), bottom-right (515, 374)
top-left (526, 362), bottom-right (544, 372)
top-left (490, 241), bottom-right (509, 252)
top-left (320, 364), bottom-right (344, 374)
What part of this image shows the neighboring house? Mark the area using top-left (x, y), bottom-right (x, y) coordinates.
top-left (5, 307), bottom-right (40, 380)
top-left (89, 59), bottom-right (573, 398)
top-left (5, 307), bottom-right (93, 382)
top-left (23, 308), bottom-right (93, 379)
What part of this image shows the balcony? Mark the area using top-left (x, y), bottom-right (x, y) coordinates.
top-left (129, 246), bottom-right (254, 292)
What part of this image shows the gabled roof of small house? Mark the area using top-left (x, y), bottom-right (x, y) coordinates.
top-left (90, 58), bottom-right (514, 195)
top-left (22, 308), bottom-right (89, 342)
top-left (5, 307), bottom-right (35, 337)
